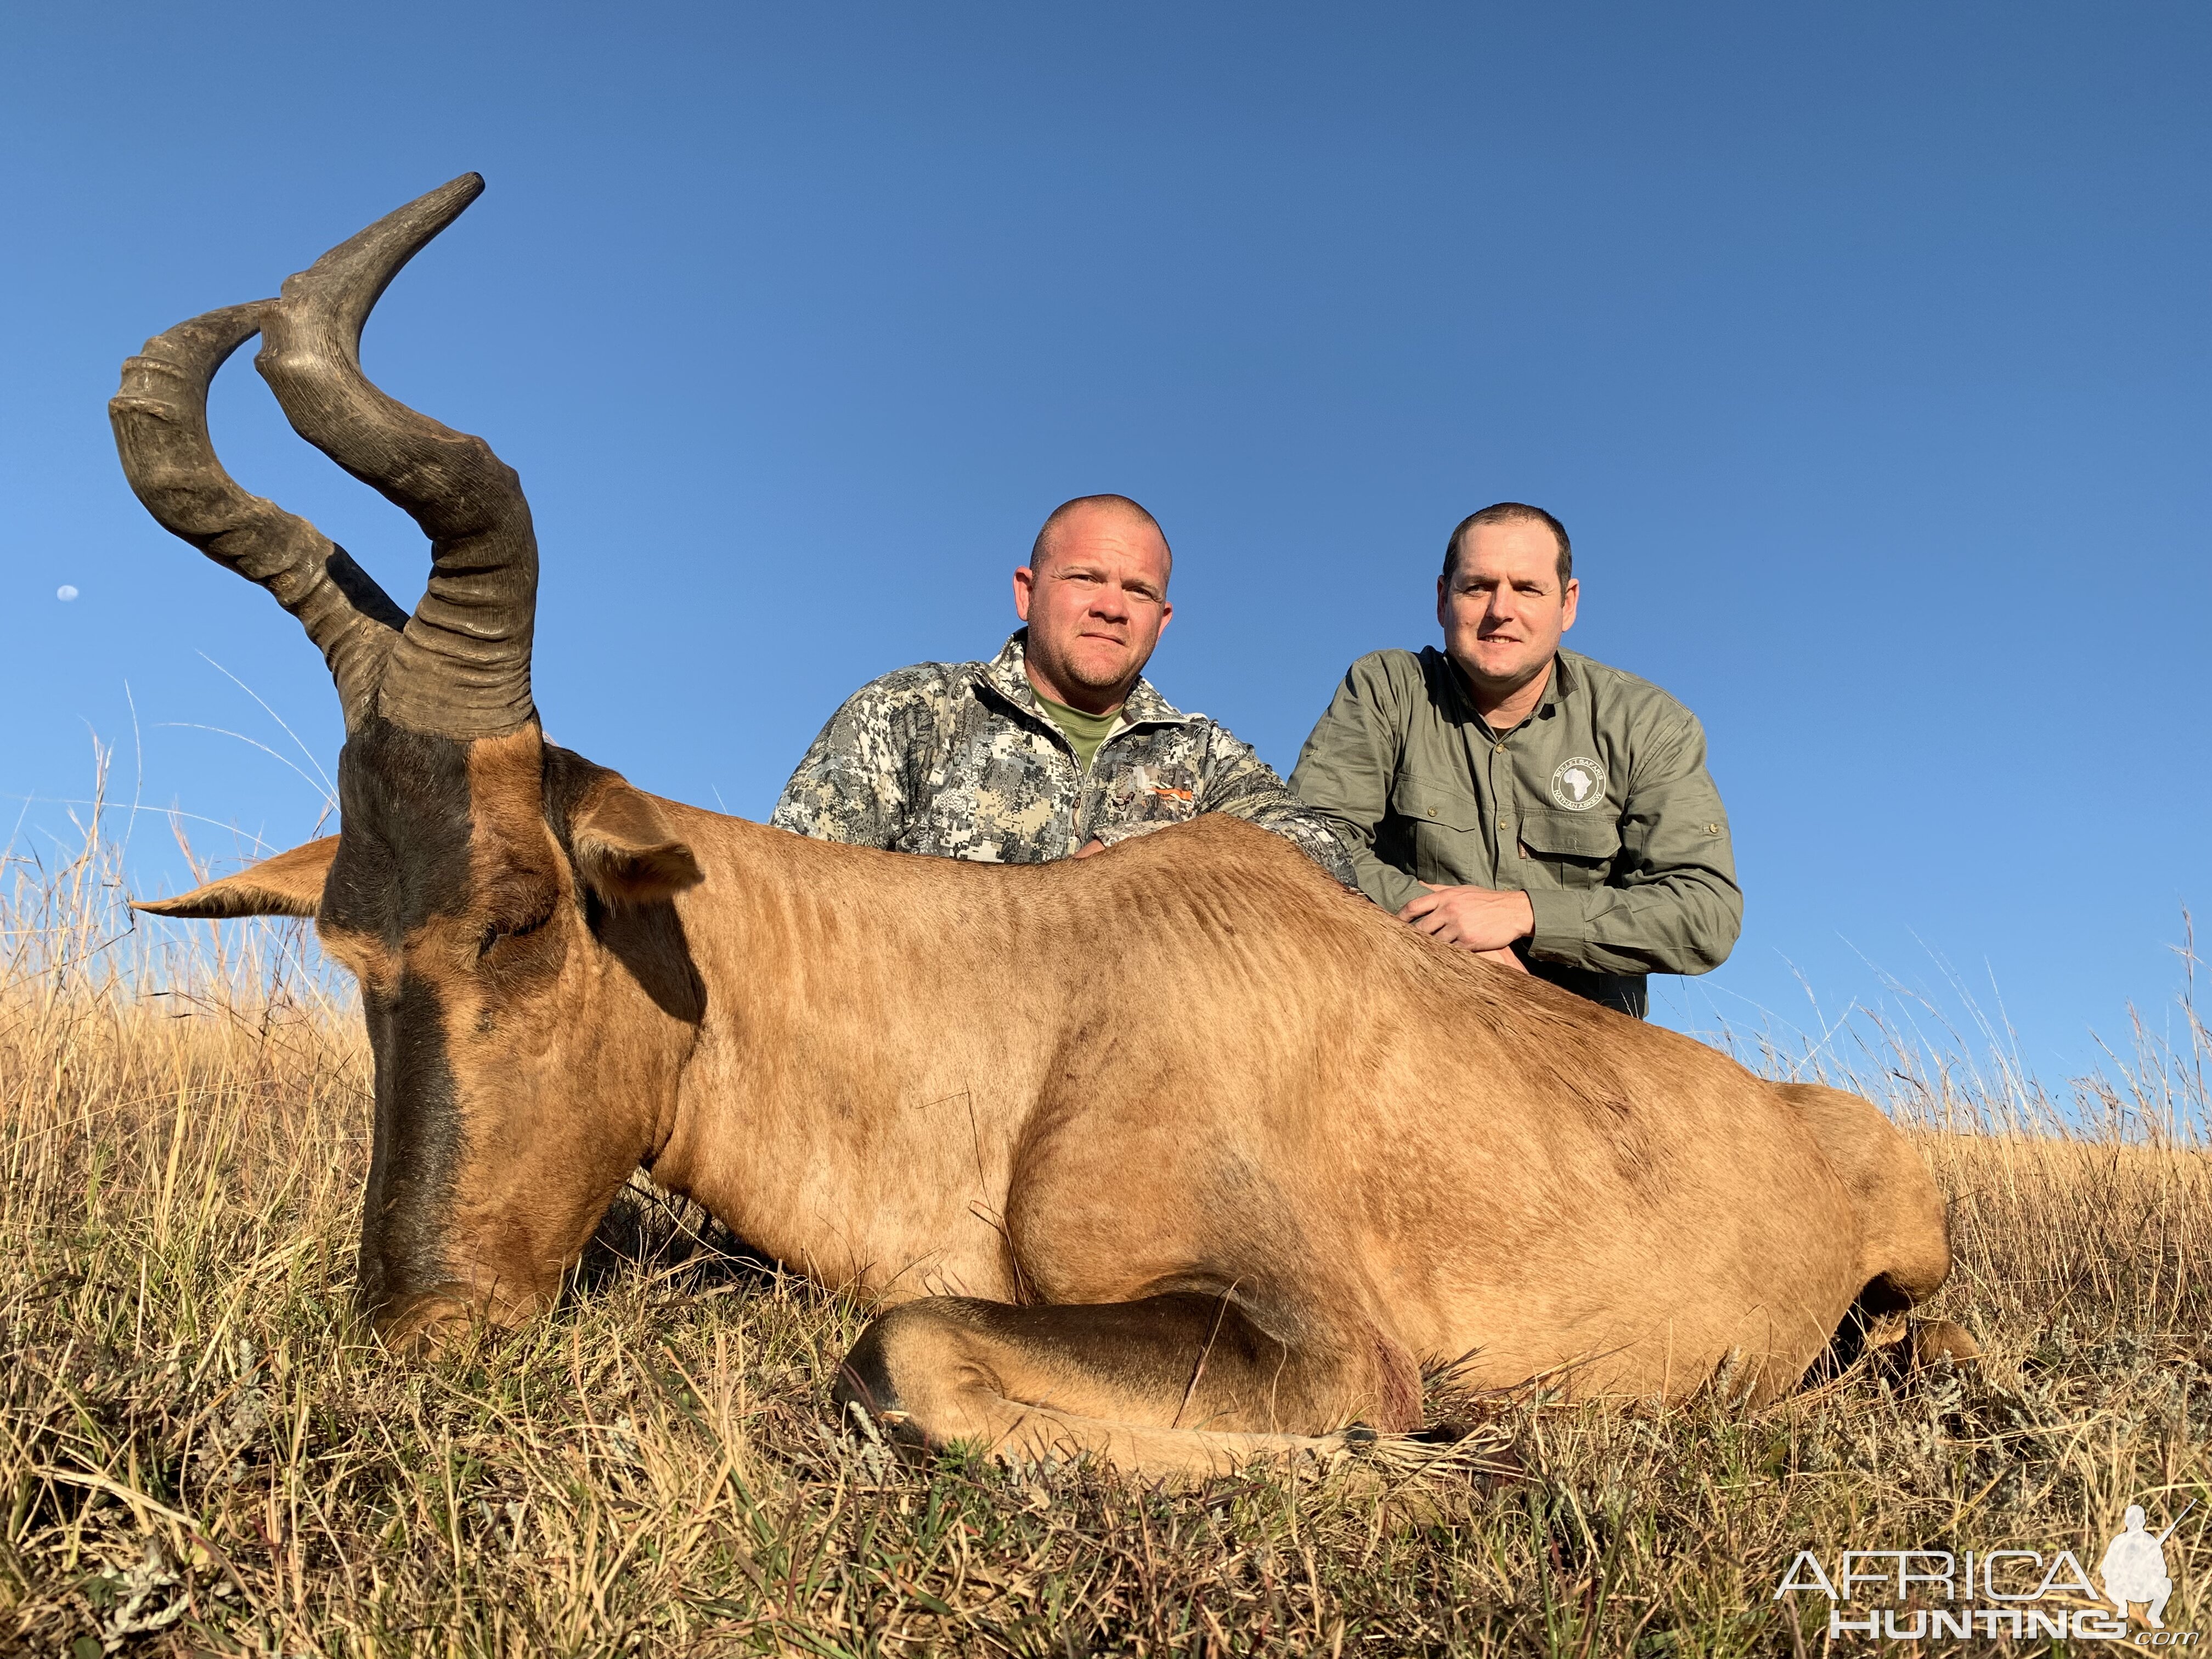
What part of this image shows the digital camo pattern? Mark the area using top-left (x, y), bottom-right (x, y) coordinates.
top-left (772, 631), bottom-right (1356, 885)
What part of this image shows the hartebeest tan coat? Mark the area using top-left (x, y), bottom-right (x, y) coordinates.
top-left (120, 176), bottom-right (1967, 1477)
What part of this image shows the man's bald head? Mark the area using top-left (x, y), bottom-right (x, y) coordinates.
top-left (1030, 494), bottom-right (1173, 579)
top-left (1013, 494), bottom-right (1176, 713)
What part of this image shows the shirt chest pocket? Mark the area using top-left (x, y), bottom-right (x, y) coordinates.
top-left (1516, 806), bottom-right (1622, 888)
top-left (1390, 775), bottom-right (1486, 885)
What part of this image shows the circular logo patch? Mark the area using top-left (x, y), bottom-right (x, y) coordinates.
top-left (1549, 757), bottom-right (1607, 811)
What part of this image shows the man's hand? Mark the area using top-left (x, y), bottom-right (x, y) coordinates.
top-left (1073, 838), bottom-right (1108, 859)
top-left (1397, 884), bottom-right (1535, 957)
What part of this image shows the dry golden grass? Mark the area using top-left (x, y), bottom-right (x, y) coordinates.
top-left (3, 812), bottom-right (2207, 1656)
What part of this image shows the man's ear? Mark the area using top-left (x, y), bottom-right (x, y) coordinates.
top-left (133, 837), bottom-right (339, 919)
top-left (570, 780), bottom-right (703, 909)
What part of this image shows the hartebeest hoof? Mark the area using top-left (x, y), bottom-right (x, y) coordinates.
top-left (373, 1288), bottom-right (534, 1357)
top-left (375, 1312), bottom-right (472, 1358)
top-left (1910, 1318), bottom-right (1980, 1367)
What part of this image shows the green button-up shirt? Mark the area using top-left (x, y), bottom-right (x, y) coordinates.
top-left (1289, 647), bottom-right (1740, 1015)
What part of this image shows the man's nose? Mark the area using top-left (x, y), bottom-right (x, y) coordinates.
top-left (1090, 586), bottom-right (1132, 620)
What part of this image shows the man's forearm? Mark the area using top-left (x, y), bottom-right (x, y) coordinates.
top-left (1149, 792), bottom-right (1359, 888)
top-left (1285, 658), bottom-right (1415, 905)
top-left (1323, 821), bottom-right (1424, 912)
top-left (1525, 872), bottom-right (1742, 978)
top-left (1237, 803), bottom-right (1358, 888)
top-left (1189, 735), bottom-right (1359, 887)
top-left (770, 740), bottom-right (905, 849)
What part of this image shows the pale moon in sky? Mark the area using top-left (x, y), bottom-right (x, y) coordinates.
top-left (55, 585), bottom-right (78, 602)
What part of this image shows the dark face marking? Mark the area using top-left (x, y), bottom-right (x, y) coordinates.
top-left (324, 718), bottom-right (476, 1322)
top-left (324, 718), bottom-right (476, 942)
top-left (317, 724), bottom-right (707, 1334)
top-left (357, 971), bottom-right (460, 1318)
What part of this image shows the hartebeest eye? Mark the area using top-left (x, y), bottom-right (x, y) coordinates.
top-left (477, 911), bottom-right (551, 958)
top-left (475, 871), bottom-right (561, 960)
top-left (477, 911), bottom-right (562, 960)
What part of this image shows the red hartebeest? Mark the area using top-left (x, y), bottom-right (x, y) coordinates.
top-left (120, 177), bottom-right (1970, 1476)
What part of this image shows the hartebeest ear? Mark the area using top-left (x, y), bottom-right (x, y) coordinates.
top-left (569, 782), bottom-right (702, 909)
top-left (133, 837), bottom-right (340, 919)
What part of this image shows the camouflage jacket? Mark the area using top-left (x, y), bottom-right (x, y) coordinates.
top-left (772, 631), bottom-right (1356, 884)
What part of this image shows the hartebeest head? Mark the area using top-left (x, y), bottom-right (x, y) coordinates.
top-left (116, 176), bottom-right (706, 1341)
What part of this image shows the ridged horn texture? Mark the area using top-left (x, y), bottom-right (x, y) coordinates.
top-left (110, 304), bottom-right (408, 731)
top-left (256, 173), bottom-right (539, 739)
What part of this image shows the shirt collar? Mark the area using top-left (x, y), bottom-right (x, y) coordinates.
top-left (979, 630), bottom-right (1192, 729)
top-left (1542, 650), bottom-right (1581, 716)
top-left (1429, 646), bottom-right (1577, 731)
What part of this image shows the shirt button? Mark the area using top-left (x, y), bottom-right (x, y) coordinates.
top-left (1493, 742), bottom-right (1508, 754)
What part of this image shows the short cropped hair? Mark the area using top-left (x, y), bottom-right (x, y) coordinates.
top-left (1442, 502), bottom-right (1572, 589)
top-left (1030, 494), bottom-right (1172, 572)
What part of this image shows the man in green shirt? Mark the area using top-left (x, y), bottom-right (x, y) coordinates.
top-left (1288, 502), bottom-right (1740, 1018)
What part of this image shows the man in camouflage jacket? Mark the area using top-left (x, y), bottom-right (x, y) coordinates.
top-left (772, 495), bottom-right (1355, 885)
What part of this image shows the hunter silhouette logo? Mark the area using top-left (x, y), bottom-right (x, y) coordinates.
top-left (1775, 1500), bottom-right (2196, 1643)
top-left (2103, 1502), bottom-right (2192, 1631)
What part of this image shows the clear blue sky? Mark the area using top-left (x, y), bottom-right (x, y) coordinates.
top-left (4, 3), bottom-right (2206, 1082)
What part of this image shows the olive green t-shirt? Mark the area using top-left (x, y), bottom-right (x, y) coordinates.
top-left (1032, 689), bottom-right (1122, 773)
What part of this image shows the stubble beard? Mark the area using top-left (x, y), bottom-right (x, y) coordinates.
top-left (1452, 639), bottom-right (1549, 701)
top-left (1028, 633), bottom-right (1139, 708)
top-left (1063, 656), bottom-right (1130, 693)
top-left (1056, 636), bottom-right (1140, 696)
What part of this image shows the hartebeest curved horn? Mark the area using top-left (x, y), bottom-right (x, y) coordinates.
top-left (110, 303), bottom-right (408, 731)
top-left (257, 173), bottom-right (539, 739)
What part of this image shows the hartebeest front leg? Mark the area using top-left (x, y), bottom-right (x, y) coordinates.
top-left (833, 1292), bottom-right (1424, 1477)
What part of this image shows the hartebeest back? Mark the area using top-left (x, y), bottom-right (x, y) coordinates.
top-left (120, 178), bottom-right (1969, 1476)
